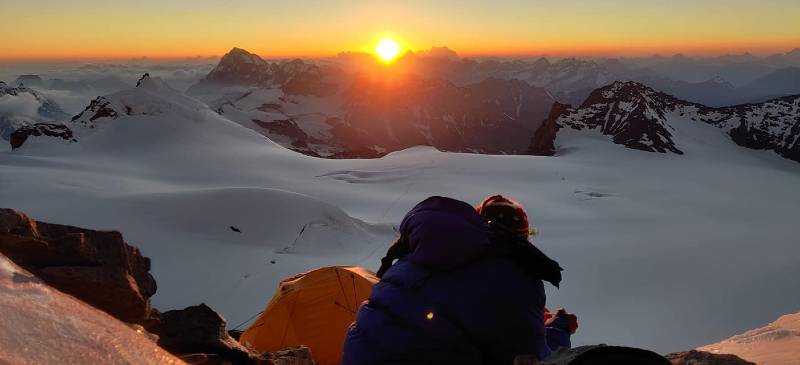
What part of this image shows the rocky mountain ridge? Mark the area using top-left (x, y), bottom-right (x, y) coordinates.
top-left (6, 51), bottom-right (800, 165)
top-left (187, 47), bottom-right (337, 97)
top-left (531, 81), bottom-right (800, 163)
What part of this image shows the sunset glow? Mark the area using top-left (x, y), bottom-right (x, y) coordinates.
top-left (0, 0), bottom-right (798, 60)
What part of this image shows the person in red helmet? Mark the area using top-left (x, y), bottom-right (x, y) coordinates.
top-left (476, 195), bottom-right (533, 238)
top-left (477, 194), bottom-right (578, 352)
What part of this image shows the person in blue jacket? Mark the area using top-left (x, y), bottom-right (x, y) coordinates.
top-left (342, 195), bottom-right (576, 365)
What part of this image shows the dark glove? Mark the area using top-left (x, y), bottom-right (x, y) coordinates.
top-left (545, 308), bottom-right (578, 335)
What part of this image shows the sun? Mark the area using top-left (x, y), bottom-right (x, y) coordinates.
top-left (375, 37), bottom-right (401, 63)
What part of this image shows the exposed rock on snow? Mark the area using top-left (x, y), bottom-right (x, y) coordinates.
top-left (10, 122), bottom-right (75, 149)
top-left (11, 73), bottom-right (219, 149)
top-left (0, 208), bottom-right (158, 326)
top-left (70, 95), bottom-right (120, 125)
top-left (697, 311), bottom-right (800, 365)
top-left (707, 95), bottom-right (800, 162)
top-left (0, 253), bottom-right (183, 364)
top-left (665, 350), bottom-right (755, 365)
top-left (528, 102), bottom-right (568, 156)
top-left (553, 82), bottom-right (688, 154)
top-left (547, 81), bottom-right (800, 162)
top-left (71, 73), bottom-right (201, 128)
top-left (153, 303), bottom-right (262, 364)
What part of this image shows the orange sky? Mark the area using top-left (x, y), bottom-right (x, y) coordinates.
top-left (2, 0), bottom-right (798, 60)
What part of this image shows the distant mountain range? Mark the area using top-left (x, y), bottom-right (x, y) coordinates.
top-left (12, 74), bottom-right (131, 93)
top-left (390, 50), bottom-right (800, 107)
top-left (187, 48), bottom-right (554, 157)
top-left (5, 47), bottom-right (800, 164)
top-left (181, 48), bottom-right (800, 162)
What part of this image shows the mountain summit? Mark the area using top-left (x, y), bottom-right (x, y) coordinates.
top-left (193, 48), bottom-right (274, 90)
top-left (187, 47), bottom-right (334, 97)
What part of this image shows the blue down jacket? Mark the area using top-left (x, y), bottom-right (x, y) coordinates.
top-left (342, 196), bottom-right (569, 365)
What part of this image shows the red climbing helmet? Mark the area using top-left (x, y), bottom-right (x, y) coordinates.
top-left (476, 195), bottom-right (532, 238)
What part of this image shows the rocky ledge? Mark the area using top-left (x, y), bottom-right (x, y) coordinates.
top-left (0, 208), bottom-right (157, 326)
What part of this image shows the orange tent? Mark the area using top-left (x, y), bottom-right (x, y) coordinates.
top-left (240, 266), bottom-right (378, 365)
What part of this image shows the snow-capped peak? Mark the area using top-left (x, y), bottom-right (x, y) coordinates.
top-left (70, 74), bottom-right (207, 129)
top-left (533, 57), bottom-right (550, 67)
top-left (589, 81), bottom-right (662, 106)
top-left (134, 73), bottom-right (176, 94)
top-left (706, 75), bottom-right (735, 89)
top-left (224, 47), bottom-right (268, 66)
top-left (187, 47), bottom-right (275, 93)
top-left (556, 81), bottom-right (684, 154)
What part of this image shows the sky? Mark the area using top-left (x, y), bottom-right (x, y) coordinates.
top-left (2, 0), bottom-right (799, 60)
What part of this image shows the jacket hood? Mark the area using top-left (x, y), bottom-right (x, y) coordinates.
top-left (399, 196), bottom-right (490, 270)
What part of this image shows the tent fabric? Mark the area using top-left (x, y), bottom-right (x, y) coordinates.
top-left (240, 266), bottom-right (378, 365)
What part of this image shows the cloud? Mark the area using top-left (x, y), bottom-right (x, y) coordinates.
top-left (0, 92), bottom-right (42, 120)
top-left (0, 59), bottom-right (217, 115)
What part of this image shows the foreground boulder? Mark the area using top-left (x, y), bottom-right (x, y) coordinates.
top-left (263, 347), bottom-right (315, 365)
top-left (153, 303), bottom-right (263, 364)
top-left (665, 350), bottom-right (756, 365)
top-left (0, 253), bottom-right (183, 364)
top-left (0, 208), bottom-right (158, 326)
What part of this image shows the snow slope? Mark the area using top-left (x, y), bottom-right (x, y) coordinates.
top-left (1, 78), bottom-right (799, 355)
top-left (0, 254), bottom-right (183, 364)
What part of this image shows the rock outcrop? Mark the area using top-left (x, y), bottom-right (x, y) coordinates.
top-left (665, 350), bottom-right (756, 365)
top-left (10, 122), bottom-right (75, 149)
top-left (263, 347), bottom-right (315, 365)
top-left (529, 102), bottom-right (568, 156)
top-left (0, 208), bottom-right (158, 326)
top-left (153, 303), bottom-right (262, 364)
top-left (539, 345), bottom-right (670, 365)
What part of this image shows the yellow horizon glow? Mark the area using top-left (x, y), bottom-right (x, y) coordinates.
top-left (1, 1), bottom-right (798, 61)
